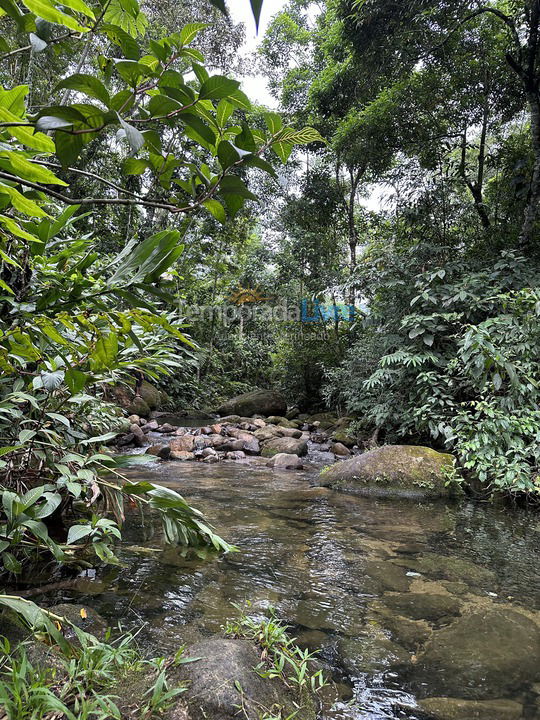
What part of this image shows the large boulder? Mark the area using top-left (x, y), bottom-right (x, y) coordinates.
top-left (316, 445), bottom-right (456, 499)
top-left (216, 390), bottom-right (286, 419)
top-left (413, 606), bottom-right (540, 699)
top-left (176, 638), bottom-right (315, 720)
top-left (261, 437), bottom-right (308, 458)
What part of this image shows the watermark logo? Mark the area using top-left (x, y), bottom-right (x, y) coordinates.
top-left (178, 296), bottom-right (357, 325)
top-left (229, 286), bottom-right (269, 305)
top-left (301, 299), bottom-right (355, 323)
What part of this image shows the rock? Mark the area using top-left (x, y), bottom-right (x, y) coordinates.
top-left (226, 451), bottom-right (246, 460)
top-left (316, 445), bottom-right (456, 499)
top-left (331, 442), bottom-right (351, 456)
top-left (331, 431), bottom-right (356, 448)
top-left (261, 437), bottom-right (308, 458)
top-left (128, 414), bottom-right (140, 425)
top-left (210, 423), bottom-right (223, 434)
top-left (252, 418), bottom-right (266, 428)
top-left (306, 413), bottom-right (338, 429)
top-left (156, 423), bottom-right (175, 433)
top-left (277, 427), bottom-right (303, 439)
top-left (218, 415), bottom-right (242, 424)
top-left (145, 419), bottom-right (159, 431)
top-left (254, 426), bottom-right (281, 442)
top-left (392, 553), bottom-right (496, 587)
top-left (177, 638), bottom-right (315, 720)
top-left (381, 592), bottom-right (462, 623)
top-left (267, 453), bottom-right (304, 469)
top-left (364, 560), bottom-right (412, 593)
top-left (201, 447), bottom-right (217, 458)
top-left (146, 444), bottom-right (170, 459)
top-left (339, 626), bottom-right (410, 675)
top-left (418, 698), bottom-right (523, 720)
top-left (170, 436), bottom-right (196, 453)
top-left (225, 428), bottom-right (260, 454)
top-left (139, 380), bottom-right (162, 410)
top-left (47, 603), bottom-right (107, 641)
top-left (117, 432), bottom-right (135, 446)
top-left (369, 603), bottom-right (431, 651)
top-left (286, 407), bottom-right (300, 420)
top-left (414, 606), bottom-right (540, 699)
top-left (127, 396), bottom-right (151, 417)
top-left (267, 416), bottom-right (295, 427)
top-left (130, 423), bottom-right (146, 446)
top-left (203, 455), bottom-right (219, 464)
top-left (216, 390), bottom-right (287, 419)
top-left (170, 451), bottom-right (195, 461)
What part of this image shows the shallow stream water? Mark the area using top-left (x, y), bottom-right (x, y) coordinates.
top-left (45, 459), bottom-right (540, 719)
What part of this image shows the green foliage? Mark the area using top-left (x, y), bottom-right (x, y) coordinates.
top-left (224, 603), bottom-right (328, 695)
top-left (0, 595), bottom-right (188, 719)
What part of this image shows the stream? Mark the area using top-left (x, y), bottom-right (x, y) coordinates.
top-left (42, 458), bottom-right (540, 719)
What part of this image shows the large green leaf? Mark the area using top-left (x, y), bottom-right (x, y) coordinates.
top-left (179, 22), bottom-right (208, 45)
top-left (199, 76), bottom-right (240, 100)
top-left (21, 0), bottom-right (88, 32)
top-left (55, 74), bottom-right (111, 107)
top-left (0, 151), bottom-right (67, 186)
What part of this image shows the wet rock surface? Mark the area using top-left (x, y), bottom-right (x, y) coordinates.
top-left (316, 445), bottom-right (456, 498)
top-left (417, 697), bottom-right (523, 720)
top-left (413, 605), bottom-right (540, 699)
top-left (177, 638), bottom-right (316, 720)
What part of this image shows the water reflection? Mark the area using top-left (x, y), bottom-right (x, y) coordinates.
top-left (43, 461), bottom-right (540, 719)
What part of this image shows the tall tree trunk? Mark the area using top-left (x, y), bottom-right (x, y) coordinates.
top-left (520, 92), bottom-right (540, 246)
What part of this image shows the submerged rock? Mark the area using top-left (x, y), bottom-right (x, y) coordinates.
top-left (380, 592), bottom-right (461, 623)
top-left (418, 697), bottom-right (523, 720)
top-left (414, 605), bottom-right (540, 699)
top-left (216, 390), bottom-right (287, 419)
top-left (368, 602), bottom-right (432, 651)
top-left (177, 638), bottom-right (316, 720)
top-left (339, 625), bottom-right (410, 675)
top-left (316, 445), bottom-right (456, 499)
top-left (392, 552), bottom-right (496, 587)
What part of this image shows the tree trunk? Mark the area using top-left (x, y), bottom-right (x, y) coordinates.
top-left (520, 92), bottom-right (540, 246)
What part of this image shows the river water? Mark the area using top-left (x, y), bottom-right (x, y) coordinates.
top-left (50, 459), bottom-right (540, 719)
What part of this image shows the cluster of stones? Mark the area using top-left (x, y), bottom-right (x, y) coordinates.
top-left (117, 411), bottom-right (360, 470)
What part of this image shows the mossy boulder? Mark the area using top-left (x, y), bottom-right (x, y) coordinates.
top-left (139, 380), bottom-right (162, 410)
top-left (266, 416), bottom-right (295, 427)
top-left (316, 445), bottom-right (457, 499)
top-left (113, 379), bottom-right (163, 415)
top-left (216, 390), bottom-right (287, 418)
top-left (330, 431), bottom-right (356, 448)
top-left (306, 412), bottom-right (339, 429)
top-left (177, 638), bottom-right (316, 720)
top-left (261, 437), bottom-right (308, 458)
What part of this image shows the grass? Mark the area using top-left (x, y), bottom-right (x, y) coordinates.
top-left (223, 603), bottom-right (328, 697)
top-left (0, 625), bottom-right (188, 720)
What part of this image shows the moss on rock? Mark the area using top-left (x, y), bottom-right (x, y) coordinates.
top-left (316, 445), bottom-right (458, 499)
